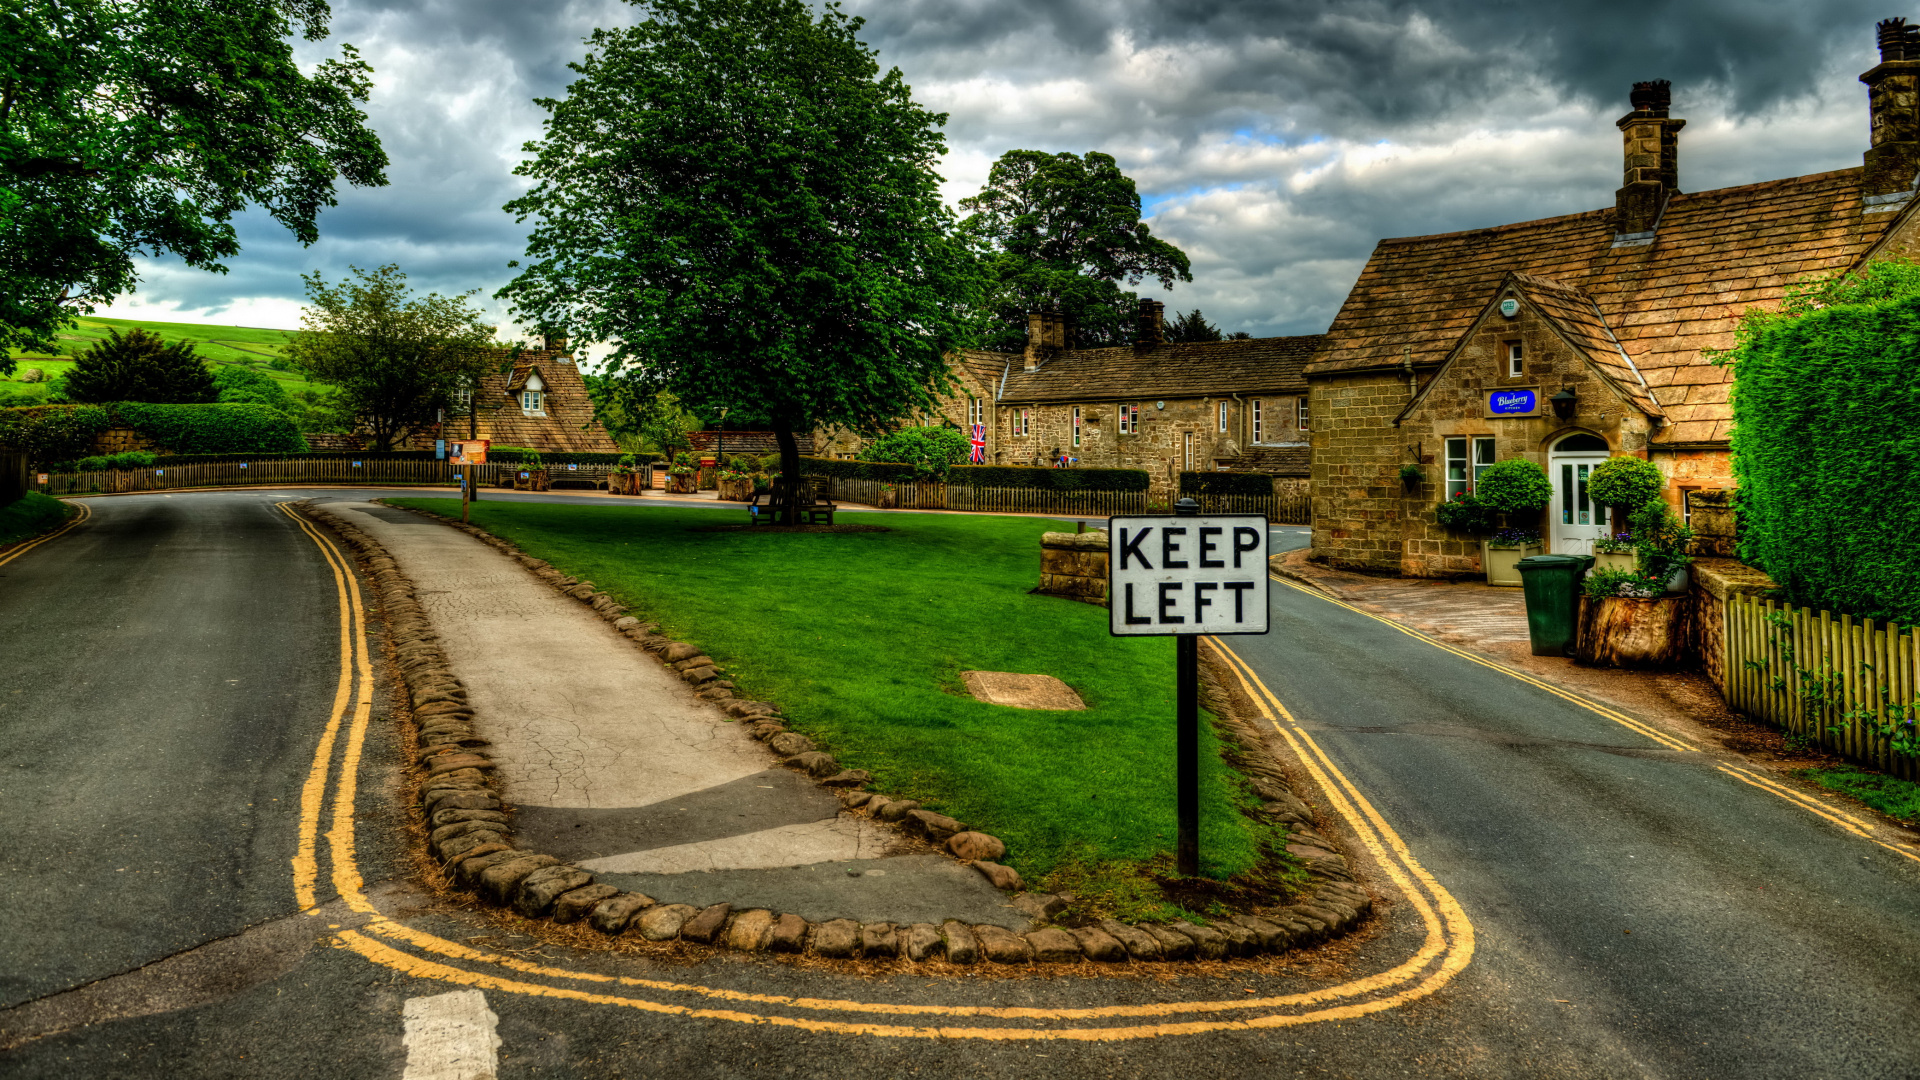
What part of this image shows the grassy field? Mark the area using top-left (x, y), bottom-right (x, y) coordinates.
top-left (1797, 765), bottom-right (1920, 824)
top-left (0, 492), bottom-right (73, 550)
top-left (389, 498), bottom-right (1290, 918)
top-left (2, 316), bottom-right (320, 402)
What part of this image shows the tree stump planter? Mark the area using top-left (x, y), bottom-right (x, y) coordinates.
top-left (715, 477), bottom-right (754, 502)
top-left (1575, 594), bottom-right (1692, 668)
top-left (667, 472), bottom-right (697, 495)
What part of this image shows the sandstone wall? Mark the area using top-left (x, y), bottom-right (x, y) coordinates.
top-left (1035, 530), bottom-right (1109, 606)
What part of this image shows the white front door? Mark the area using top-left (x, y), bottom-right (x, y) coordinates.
top-left (1549, 450), bottom-right (1611, 555)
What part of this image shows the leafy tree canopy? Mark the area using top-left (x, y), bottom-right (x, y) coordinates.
top-left (1166, 308), bottom-right (1221, 343)
top-left (285, 265), bottom-right (496, 451)
top-left (65, 327), bottom-right (215, 403)
top-left (498, 0), bottom-right (979, 518)
top-left (0, 0), bottom-right (388, 373)
top-left (858, 425), bottom-right (968, 479)
top-left (959, 149), bottom-right (1192, 351)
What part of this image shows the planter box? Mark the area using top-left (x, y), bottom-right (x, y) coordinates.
top-left (695, 466), bottom-right (719, 490)
top-left (666, 472), bottom-right (697, 494)
top-left (1481, 542), bottom-right (1543, 586)
top-left (1575, 593), bottom-right (1692, 668)
top-left (1592, 550), bottom-right (1637, 574)
top-left (715, 477), bottom-right (755, 502)
top-left (512, 468), bottom-right (550, 492)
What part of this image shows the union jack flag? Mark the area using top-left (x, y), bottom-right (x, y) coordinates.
top-left (969, 423), bottom-right (986, 464)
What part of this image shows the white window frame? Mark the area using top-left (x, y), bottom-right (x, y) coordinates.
top-left (1507, 342), bottom-right (1524, 378)
top-left (968, 397), bottom-right (983, 427)
top-left (1297, 396), bottom-right (1309, 432)
top-left (1445, 436), bottom-right (1497, 499)
top-left (1118, 403), bottom-right (1138, 435)
top-left (521, 389), bottom-right (544, 414)
top-left (452, 387), bottom-right (473, 414)
top-left (1012, 409), bottom-right (1030, 437)
top-left (1218, 401), bottom-right (1228, 433)
top-left (1252, 399), bottom-right (1263, 444)
top-left (1072, 406), bottom-right (1082, 447)
top-left (1183, 431), bottom-right (1193, 471)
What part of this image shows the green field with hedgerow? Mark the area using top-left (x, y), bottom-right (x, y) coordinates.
top-left (387, 498), bottom-right (1298, 920)
top-left (2, 316), bottom-right (320, 404)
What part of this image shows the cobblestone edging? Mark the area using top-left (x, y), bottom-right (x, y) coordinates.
top-left (297, 500), bottom-right (1374, 967)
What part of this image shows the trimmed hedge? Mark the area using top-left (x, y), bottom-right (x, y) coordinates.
top-left (114, 402), bottom-right (307, 455)
top-left (1179, 471), bottom-right (1273, 497)
top-left (1730, 293), bottom-right (1920, 622)
top-left (799, 457), bottom-right (1151, 491)
top-left (488, 449), bottom-right (654, 466)
top-left (0, 405), bottom-right (114, 461)
top-left (799, 456), bottom-right (921, 483)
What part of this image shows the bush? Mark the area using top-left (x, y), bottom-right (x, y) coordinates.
top-left (1434, 492), bottom-right (1498, 534)
top-left (1728, 281), bottom-right (1920, 621)
top-left (950, 464), bottom-right (1150, 492)
top-left (74, 450), bottom-right (158, 471)
top-left (1179, 471), bottom-right (1273, 497)
top-left (1587, 456), bottom-right (1665, 513)
top-left (1474, 458), bottom-right (1553, 515)
top-left (0, 404), bottom-right (115, 461)
top-left (66, 329), bottom-right (217, 404)
top-left (1629, 498), bottom-right (1693, 582)
top-left (858, 427), bottom-right (970, 480)
top-left (487, 448), bottom-right (641, 466)
top-left (16, 367), bottom-right (43, 383)
top-left (114, 402), bottom-right (308, 455)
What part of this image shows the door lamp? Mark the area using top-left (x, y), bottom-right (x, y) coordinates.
top-left (1550, 387), bottom-right (1578, 419)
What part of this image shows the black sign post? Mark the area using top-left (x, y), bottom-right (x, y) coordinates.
top-left (1109, 497), bottom-right (1270, 878)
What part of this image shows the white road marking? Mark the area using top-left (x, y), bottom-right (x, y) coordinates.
top-left (402, 989), bottom-right (500, 1080)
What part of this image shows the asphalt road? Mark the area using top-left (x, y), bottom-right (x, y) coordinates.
top-left (0, 490), bottom-right (1912, 1079)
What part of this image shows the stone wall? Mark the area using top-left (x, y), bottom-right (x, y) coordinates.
top-left (1691, 558), bottom-right (1776, 694)
top-left (1035, 530), bottom-right (1109, 606)
top-left (1309, 370), bottom-right (1418, 573)
top-left (1685, 487), bottom-right (1738, 558)
top-left (88, 427), bottom-right (156, 455)
top-left (999, 395), bottom-right (1305, 500)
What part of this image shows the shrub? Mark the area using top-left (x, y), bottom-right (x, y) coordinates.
top-left (74, 450), bottom-right (158, 471)
top-left (1629, 498), bottom-right (1693, 582)
top-left (66, 329), bottom-right (217, 404)
top-left (1587, 456), bottom-right (1665, 514)
top-left (1583, 567), bottom-right (1664, 599)
top-left (0, 404), bottom-right (115, 461)
top-left (1728, 280), bottom-right (1920, 621)
top-left (488, 448), bottom-right (640, 466)
top-left (115, 402), bottom-right (307, 455)
top-left (1179, 471), bottom-right (1273, 497)
top-left (1474, 458), bottom-right (1553, 515)
top-left (858, 427), bottom-right (970, 480)
top-left (1434, 492), bottom-right (1498, 534)
top-left (16, 367), bottom-right (43, 383)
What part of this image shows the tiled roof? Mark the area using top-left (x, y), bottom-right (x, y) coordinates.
top-left (1511, 272), bottom-right (1663, 420)
top-left (468, 351), bottom-right (620, 452)
top-left (1309, 166), bottom-right (1907, 444)
top-left (687, 430), bottom-right (816, 456)
top-left (1230, 444), bottom-right (1310, 476)
top-left (990, 334), bottom-right (1323, 404)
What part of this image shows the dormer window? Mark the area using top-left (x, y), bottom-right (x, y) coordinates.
top-left (520, 372), bottom-right (547, 415)
top-left (1507, 342), bottom-right (1524, 378)
top-left (452, 387), bottom-right (473, 414)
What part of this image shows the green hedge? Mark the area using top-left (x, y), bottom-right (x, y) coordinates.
top-left (114, 403), bottom-right (307, 455)
top-left (1730, 293), bottom-right (1920, 622)
top-left (798, 456), bottom-right (921, 483)
top-left (1179, 471), bottom-right (1273, 497)
top-left (798, 457), bottom-right (1152, 491)
top-left (0, 405), bottom-right (114, 461)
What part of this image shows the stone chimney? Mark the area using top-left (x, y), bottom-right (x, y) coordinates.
top-left (1862, 18), bottom-right (1920, 198)
top-left (1613, 80), bottom-right (1684, 244)
top-left (542, 333), bottom-right (569, 354)
top-left (1023, 310), bottom-right (1070, 372)
top-left (1133, 298), bottom-right (1165, 355)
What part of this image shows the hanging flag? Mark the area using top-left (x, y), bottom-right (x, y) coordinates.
top-left (969, 424), bottom-right (986, 464)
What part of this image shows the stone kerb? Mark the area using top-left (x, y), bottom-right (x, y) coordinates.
top-left (1035, 529), bottom-right (1109, 606)
top-left (294, 500), bottom-right (1375, 970)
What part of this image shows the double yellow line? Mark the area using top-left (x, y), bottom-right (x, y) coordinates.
top-left (0, 501), bottom-right (91, 569)
top-left (278, 501), bottom-right (1477, 1040)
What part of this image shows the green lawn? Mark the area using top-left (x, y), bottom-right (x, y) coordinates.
top-left (389, 498), bottom-right (1289, 917)
top-left (0, 492), bottom-right (73, 550)
top-left (1796, 765), bottom-right (1920, 823)
top-left (4, 315), bottom-right (321, 400)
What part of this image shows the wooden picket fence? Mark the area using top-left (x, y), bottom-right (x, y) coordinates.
top-left (36, 458), bottom-right (520, 495)
top-left (1724, 593), bottom-right (1920, 780)
top-left (820, 475), bottom-right (1151, 516)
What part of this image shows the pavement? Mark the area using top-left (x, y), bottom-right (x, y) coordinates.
top-left (322, 500), bottom-right (1023, 927)
top-left (3, 490), bottom-right (1918, 1079)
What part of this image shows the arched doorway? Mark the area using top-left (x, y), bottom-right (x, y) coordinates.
top-left (1548, 432), bottom-right (1611, 554)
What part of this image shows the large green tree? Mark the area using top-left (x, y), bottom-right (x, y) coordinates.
top-left (497, 0), bottom-right (979, 521)
top-left (286, 265), bottom-right (497, 451)
top-left (64, 326), bottom-right (215, 402)
top-left (959, 150), bottom-right (1192, 352)
top-left (0, 0), bottom-right (388, 371)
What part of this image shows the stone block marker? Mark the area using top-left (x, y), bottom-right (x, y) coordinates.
top-left (1035, 530), bottom-right (1110, 606)
top-left (960, 670), bottom-right (1086, 711)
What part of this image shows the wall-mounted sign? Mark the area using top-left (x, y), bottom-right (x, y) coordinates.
top-left (1499, 298), bottom-right (1520, 318)
top-left (1488, 388), bottom-right (1539, 416)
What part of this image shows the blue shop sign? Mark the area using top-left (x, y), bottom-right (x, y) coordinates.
top-left (1489, 389), bottom-right (1537, 415)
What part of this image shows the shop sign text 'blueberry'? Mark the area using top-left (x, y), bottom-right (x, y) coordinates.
top-left (1107, 515), bottom-right (1270, 636)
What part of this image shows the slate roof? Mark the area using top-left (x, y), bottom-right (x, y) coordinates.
top-left (1308, 166), bottom-right (1910, 444)
top-left (988, 334), bottom-right (1324, 404)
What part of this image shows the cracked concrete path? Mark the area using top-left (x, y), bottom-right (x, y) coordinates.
top-left (318, 501), bottom-right (1022, 926)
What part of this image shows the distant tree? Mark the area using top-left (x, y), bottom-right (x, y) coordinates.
top-left (1227, 331), bottom-right (1252, 340)
top-left (959, 150), bottom-right (1191, 351)
top-left (286, 265), bottom-right (496, 451)
top-left (64, 329), bottom-right (216, 403)
top-left (498, 0), bottom-right (979, 523)
top-left (0, 0), bottom-right (388, 373)
top-left (1166, 308), bottom-right (1222, 343)
top-left (212, 365), bottom-right (316, 427)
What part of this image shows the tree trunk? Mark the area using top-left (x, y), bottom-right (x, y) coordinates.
top-left (773, 421), bottom-right (802, 527)
top-left (1575, 594), bottom-right (1692, 668)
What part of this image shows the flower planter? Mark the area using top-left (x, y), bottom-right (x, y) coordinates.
top-left (513, 468), bottom-right (550, 492)
top-left (1574, 593), bottom-right (1692, 668)
top-left (715, 477), bottom-right (755, 502)
top-left (877, 489), bottom-right (899, 509)
top-left (1592, 550), bottom-right (1637, 574)
top-left (1481, 541), bottom-right (1543, 586)
top-left (608, 472), bottom-right (647, 495)
top-left (666, 472), bottom-right (697, 495)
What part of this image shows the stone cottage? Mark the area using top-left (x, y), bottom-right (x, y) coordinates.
top-left (416, 340), bottom-right (619, 454)
top-left (1306, 35), bottom-right (1920, 577)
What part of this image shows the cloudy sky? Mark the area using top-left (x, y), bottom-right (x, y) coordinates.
top-left (104, 0), bottom-right (1901, 355)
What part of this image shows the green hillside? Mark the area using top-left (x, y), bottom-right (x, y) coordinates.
top-left (2, 315), bottom-right (321, 404)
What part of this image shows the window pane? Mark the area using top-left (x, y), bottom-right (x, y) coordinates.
top-left (1562, 464), bottom-right (1573, 524)
top-left (1576, 463), bottom-right (1591, 525)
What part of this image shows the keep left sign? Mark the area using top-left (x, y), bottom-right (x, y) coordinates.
top-left (1108, 515), bottom-right (1270, 636)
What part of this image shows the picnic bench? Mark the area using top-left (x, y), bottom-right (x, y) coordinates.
top-left (749, 480), bottom-right (836, 525)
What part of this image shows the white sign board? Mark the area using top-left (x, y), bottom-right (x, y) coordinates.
top-left (1108, 515), bottom-right (1269, 636)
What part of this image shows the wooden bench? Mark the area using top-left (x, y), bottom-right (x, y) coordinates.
top-left (749, 483), bottom-right (836, 525)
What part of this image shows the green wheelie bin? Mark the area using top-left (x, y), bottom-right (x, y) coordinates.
top-left (1516, 553), bottom-right (1595, 657)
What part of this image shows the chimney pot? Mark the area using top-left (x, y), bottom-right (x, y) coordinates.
top-left (1863, 19), bottom-right (1920, 196)
top-left (1613, 81), bottom-right (1684, 241)
top-left (1628, 79), bottom-right (1670, 116)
